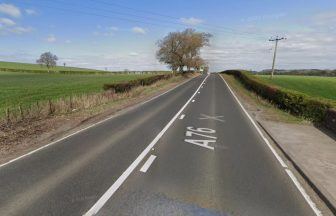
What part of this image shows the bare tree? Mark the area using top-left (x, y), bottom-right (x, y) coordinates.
top-left (156, 28), bottom-right (211, 74)
top-left (36, 52), bottom-right (58, 72)
top-left (190, 56), bottom-right (206, 72)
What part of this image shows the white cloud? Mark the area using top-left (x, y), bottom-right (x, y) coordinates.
top-left (180, 17), bottom-right (204, 26)
top-left (94, 26), bottom-right (119, 36)
top-left (10, 26), bottom-right (32, 34)
top-left (132, 27), bottom-right (146, 34)
top-left (0, 3), bottom-right (21, 18)
top-left (107, 26), bottom-right (118, 31)
top-left (129, 52), bottom-right (139, 56)
top-left (65, 39), bottom-right (72, 44)
top-left (0, 17), bottom-right (32, 35)
top-left (25, 9), bottom-right (37, 16)
top-left (46, 34), bottom-right (56, 43)
top-left (0, 17), bottom-right (15, 26)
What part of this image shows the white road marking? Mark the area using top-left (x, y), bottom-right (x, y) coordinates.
top-left (83, 75), bottom-right (209, 216)
top-left (179, 114), bottom-right (185, 120)
top-left (219, 75), bottom-right (287, 167)
top-left (199, 114), bottom-right (225, 122)
top-left (140, 155), bottom-right (157, 173)
top-left (286, 169), bottom-right (323, 216)
top-left (219, 74), bottom-right (322, 216)
top-left (198, 92), bottom-right (200, 94)
top-left (0, 75), bottom-right (197, 169)
top-left (184, 139), bottom-right (215, 150)
top-left (192, 100), bottom-right (195, 102)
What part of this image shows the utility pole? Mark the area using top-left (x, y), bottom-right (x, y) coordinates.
top-left (269, 36), bottom-right (286, 79)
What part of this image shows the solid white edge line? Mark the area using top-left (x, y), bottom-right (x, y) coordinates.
top-left (0, 75), bottom-right (198, 169)
top-left (218, 74), bottom-right (287, 168)
top-left (286, 169), bottom-right (323, 216)
top-left (219, 74), bottom-right (322, 216)
top-left (83, 74), bottom-right (209, 216)
top-left (140, 155), bottom-right (157, 173)
top-left (179, 114), bottom-right (185, 120)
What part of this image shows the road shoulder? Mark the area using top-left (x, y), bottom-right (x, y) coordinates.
top-left (221, 73), bottom-right (336, 215)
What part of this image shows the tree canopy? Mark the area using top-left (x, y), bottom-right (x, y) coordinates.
top-left (36, 52), bottom-right (58, 72)
top-left (156, 29), bottom-right (212, 73)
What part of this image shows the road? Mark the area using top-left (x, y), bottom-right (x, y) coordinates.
top-left (0, 74), bottom-right (320, 216)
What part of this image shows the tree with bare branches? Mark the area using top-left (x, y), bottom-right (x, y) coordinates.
top-left (156, 28), bottom-right (211, 73)
top-left (36, 52), bottom-right (58, 73)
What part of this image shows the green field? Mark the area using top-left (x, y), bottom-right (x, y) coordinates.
top-left (0, 61), bottom-right (103, 72)
top-left (0, 72), bottom-right (151, 114)
top-left (257, 75), bottom-right (336, 101)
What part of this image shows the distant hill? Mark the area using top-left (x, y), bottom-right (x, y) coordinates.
top-left (258, 69), bottom-right (336, 77)
top-left (0, 61), bottom-right (105, 73)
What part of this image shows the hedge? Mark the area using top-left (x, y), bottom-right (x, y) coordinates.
top-left (103, 74), bottom-right (173, 93)
top-left (221, 70), bottom-right (334, 123)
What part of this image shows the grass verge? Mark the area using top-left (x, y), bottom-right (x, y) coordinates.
top-left (222, 74), bottom-right (307, 124)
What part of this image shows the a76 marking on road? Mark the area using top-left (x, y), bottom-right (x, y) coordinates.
top-left (184, 127), bottom-right (217, 150)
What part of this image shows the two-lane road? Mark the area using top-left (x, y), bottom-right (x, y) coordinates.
top-left (0, 74), bottom-right (321, 215)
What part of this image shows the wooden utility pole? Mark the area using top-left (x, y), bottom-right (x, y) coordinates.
top-left (269, 36), bottom-right (286, 79)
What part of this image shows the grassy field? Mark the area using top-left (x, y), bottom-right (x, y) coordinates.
top-left (0, 61), bottom-right (102, 72)
top-left (257, 75), bottom-right (336, 101)
top-left (0, 72), bottom-right (152, 115)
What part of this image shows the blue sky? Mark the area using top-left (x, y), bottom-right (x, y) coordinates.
top-left (0, 0), bottom-right (336, 71)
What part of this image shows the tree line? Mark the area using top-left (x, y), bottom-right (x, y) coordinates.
top-left (35, 28), bottom-right (212, 74)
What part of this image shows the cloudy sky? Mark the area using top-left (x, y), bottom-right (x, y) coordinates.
top-left (0, 0), bottom-right (335, 71)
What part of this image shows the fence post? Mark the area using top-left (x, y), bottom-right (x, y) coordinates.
top-left (36, 101), bottom-right (39, 114)
top-left (70, 95), bottom-right (73, 110)
top-left (6, 108), bottom-right (10, 124)
top-left (48, 100), bottom-right (53, 115)
top-left (19, 105), bottom-right (24, 120)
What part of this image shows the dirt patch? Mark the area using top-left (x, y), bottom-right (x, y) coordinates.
top-left (0, 74), bottom-right (197, 164)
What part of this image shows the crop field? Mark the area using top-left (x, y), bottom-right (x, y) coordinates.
top-left (0, 61), bottom-right (103, 72)
top-left (0, 72), bottom-right (152, 115)
top-left (257, 75), bottom-right (336, 101)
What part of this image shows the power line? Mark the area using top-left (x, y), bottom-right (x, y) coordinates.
top-left (91, 0), bottom-right (264, 36)
top-left (91, 0), bottom-right (267, 38)
top-left (18, 0), bottom-right (267, 39)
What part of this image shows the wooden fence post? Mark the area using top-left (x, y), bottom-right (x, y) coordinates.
top-left (19, 105), bottom-right (24, 120)
top-left (48, 100), bottom-right (53, 115)
top-left (6, 108), bottom-right (10, 124)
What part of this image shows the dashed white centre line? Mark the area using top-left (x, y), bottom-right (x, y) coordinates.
top-left (192, 100), bottom-right (195, 102)
top-left (179, 114), bottom-right (185, 119)
top-left (83, 74), bottom-right (209, 216)
top-left (140, 155), bottom-right (157, 173)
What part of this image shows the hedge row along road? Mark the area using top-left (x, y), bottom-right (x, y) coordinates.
top-left (222, 70), bottom-right (336, 123)
top-left (0, 74), bottom-right (325, 215)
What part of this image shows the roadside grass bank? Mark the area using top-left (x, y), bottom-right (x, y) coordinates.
top-left (257, 75), bottom-right (336, 101)
top-left (0, 73), bottom-right (196, 163)
top-left (221, 70), bottom-right (336, 133)
top-left (221, 74), bottom-right (306, 124)
top-left (0, 72), bottom-right (153, 119)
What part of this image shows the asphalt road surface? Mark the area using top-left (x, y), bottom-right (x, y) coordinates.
top-left (0, 74), bottom-right (320, 216)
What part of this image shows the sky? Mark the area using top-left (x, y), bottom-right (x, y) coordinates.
top-left (0, 0), bottom-right (335, 71)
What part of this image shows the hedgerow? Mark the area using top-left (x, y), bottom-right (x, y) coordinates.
top-left (103, 74), bottom-right (173, 93)
top-left (221, 70), bottom-right (334, 122)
